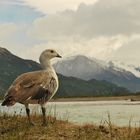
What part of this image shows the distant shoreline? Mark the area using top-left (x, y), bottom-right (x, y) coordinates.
top-left (1, 95), bottom-right (140, 103)
top-left (51, 95), bottom-right (140, 102)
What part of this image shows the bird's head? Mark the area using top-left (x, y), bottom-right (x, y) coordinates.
top-left (39, 49), bottom-right (62, 67)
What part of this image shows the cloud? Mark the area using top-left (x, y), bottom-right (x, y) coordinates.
top-left (23, 0), bottom-right (140, 63)
top-left (1, 0), bottom-right (140, 65)
top-left (28, 0), bottom-right (140, 39)
top-left (22, 0), bottom-right (98, 13)
top-left (0, 0), bottom-right (43, 23)
top-left (20, 35), bottom-right (131, 61)
top-left (109, 35), bottom-right (140, 65)
top-left (0, 23), bottom-right (17, 38)
top-left (0, 23), bottom-right (25, 56)
top-left (0, 0), bottom-right (23, 6)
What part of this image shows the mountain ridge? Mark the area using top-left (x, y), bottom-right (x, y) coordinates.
top-left (54, 55), bottom-right (140, 92)
top-left (0, 47), bottom-right (129, 97)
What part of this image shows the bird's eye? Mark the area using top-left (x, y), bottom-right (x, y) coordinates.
top-left (50, 50), bottom-right (54, 53)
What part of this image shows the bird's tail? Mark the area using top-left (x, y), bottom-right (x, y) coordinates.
top-left (1, 96), bottom-right (15, 106)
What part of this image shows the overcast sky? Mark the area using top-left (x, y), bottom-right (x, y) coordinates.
top-left (0, 0), bottom-right (140, 65)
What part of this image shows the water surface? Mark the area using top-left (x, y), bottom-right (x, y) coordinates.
top-left (0, 100), bottom-right (140, 126)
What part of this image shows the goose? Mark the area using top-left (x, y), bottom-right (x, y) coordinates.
top-left (1, 49), bottom-right (62, 125)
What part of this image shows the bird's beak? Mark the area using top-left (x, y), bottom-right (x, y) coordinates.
top-left (56, 54), bottom-right (62, 58)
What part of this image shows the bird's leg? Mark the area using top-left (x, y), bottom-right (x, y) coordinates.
top-left (25, 104), bottom-right (34, 126)
top-left (41, 104), bottom-right (47, 126)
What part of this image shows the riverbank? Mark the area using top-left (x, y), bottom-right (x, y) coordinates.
top-left (51, 95), bottom-right (140, 102)
top-left (0, 114), bottom-right (140, 140)
top-left (1, 95), bottom-right (140, 102)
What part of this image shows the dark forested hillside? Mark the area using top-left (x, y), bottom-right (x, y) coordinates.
top-left (0, 47), bottom-right (129, 98)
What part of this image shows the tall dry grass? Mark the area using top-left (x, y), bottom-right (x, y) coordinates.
top-left (0, 110), bottom-right (140, 140)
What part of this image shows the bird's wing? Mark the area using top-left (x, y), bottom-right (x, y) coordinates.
top-left (12, 71), bottom-right (43, 87)
top-left (4, 70), bottom-right (56, 104)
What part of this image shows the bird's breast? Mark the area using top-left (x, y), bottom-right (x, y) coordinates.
top-left (49, 75), bottom-right (59, 99)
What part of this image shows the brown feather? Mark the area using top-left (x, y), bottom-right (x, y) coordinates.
top-left (2, 70), bottom-right (57, 105)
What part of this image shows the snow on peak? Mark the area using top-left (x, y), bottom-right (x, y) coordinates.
top-left (110, 60), bottom-right (140, 78)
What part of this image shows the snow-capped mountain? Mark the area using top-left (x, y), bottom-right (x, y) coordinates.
top-left (55, 55), bottom-right (109, 80)
top-left (0, 47), bottom-right (129, 97)
top-left (54, 55), bottom-right (140, 92)
top-left (109, 60), bottom-right (140, 78)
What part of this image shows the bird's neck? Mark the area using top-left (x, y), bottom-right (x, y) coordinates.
top-left (41, 59), bottom-right (56, 75)
top-left (41, 59), bottom-right (51, 69)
